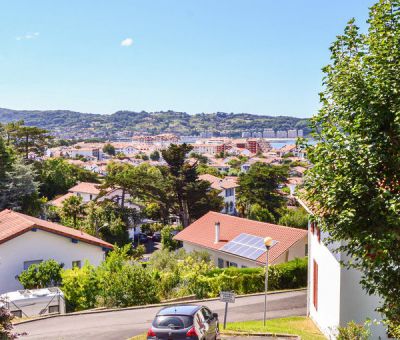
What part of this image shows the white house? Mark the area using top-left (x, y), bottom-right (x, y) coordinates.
top-left (50, 182), bottom-right (142, 212)
top-left (298, 199), bottom-right (391, 340)
top-left (199, 174), bottom-right (238, 215)
top-left (174, 211), bottom-right (307, 268)
top-left (0, 209), bottom-right (112, 294)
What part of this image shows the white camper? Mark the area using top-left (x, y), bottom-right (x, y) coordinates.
top-left (0, 287), bottom-right (66, 318)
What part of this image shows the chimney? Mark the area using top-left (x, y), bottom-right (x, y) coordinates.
top-left (214, 221), bottom-right (220, 243)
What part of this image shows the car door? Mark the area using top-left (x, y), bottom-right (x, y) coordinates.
top-left (200, 308), bottom-right (216, 340)
top-left (194, 311), bottom-right (207, 340)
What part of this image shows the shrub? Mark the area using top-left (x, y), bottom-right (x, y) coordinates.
top-left (337, 321), bottom-right (370, 340)
top-left (97, 264), bottom-right (159, 308)
top-left (161, 225), bottom-right (181, 251)
top-left (61, 262), bottom-right (99, 311)
top-left (18, 259), bottom-right (64, 289)
top-left (278, 207), bottom-right (309, 229)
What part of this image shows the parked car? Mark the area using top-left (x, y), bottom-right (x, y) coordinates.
top-left (147, 305), bottom-right (219, 340)
top-left (133, 233), bottom-right (149, 244)
top-left (152, 232), bottom-right (161, 242)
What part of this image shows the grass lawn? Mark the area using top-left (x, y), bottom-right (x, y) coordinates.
top-left (224, 316), bottom-right (326, 340)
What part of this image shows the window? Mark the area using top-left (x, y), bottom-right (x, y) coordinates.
top-left (316, 226), bottom-right (321, 242)
top-left (310, 222), bottom-right (315, 234)
top-left (11, 310), bottom-right (22, 318)
top-left (226, 261), bottom-right (238, 268)
top-left (241, 265), bottom-right (247, 268)
top-left (313, 260), bottom-right (318, 310)
top-left (153, 316), bottom-right (193, 329)
top-left (89, 194), bottom-right (93, 200)
top-left (229, 202), bottom-right (234, 212)
top-left (201, 307), bottom-right (212, 321)
top-left (217, 258), bottom-right (224, 268)
top-left (23, 260), bottom-right (42, 271)
top-left (48, 305), bottom-right (59, 314)
top-left (72, 261), bottom-right (81, 268)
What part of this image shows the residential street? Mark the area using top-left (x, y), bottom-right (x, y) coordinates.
top-left (15, 290), bottom-right (306, 340)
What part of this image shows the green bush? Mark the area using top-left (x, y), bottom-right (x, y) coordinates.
top-left (62, 262), bottom-right (99, 311)
top-left (191, 257), bottom-right (307, 298)
top-left (161, 225), bottom-right (181, 251)
top-left (18, 259), bottom-right (64, 289)
top-left (337, 321), bottom-right (370, 340)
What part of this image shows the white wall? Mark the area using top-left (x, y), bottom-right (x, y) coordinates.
top-left (339, 257), bottom-right (389, 340)
top-left (274, 236), bottom-right (307, 265)
top-left (308, 231), bottom-right (342, 339)
top-left (309, 231), bottom-right (390, 339)
top-left (0, 229), bottom-right (106, 294)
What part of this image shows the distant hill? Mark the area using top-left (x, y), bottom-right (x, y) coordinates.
top-left (0, 108), bottom-right (310, 137)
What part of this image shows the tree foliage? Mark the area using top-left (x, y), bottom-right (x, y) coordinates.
top-left (303, 0), bottom-right (400, 328)
top-left (237, 162), bottom-right (288, 219)
top-left (18, 259), bottom-right (64, 289)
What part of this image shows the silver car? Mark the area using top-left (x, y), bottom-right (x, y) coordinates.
top-left (147, 305), bottom-right (219, 340)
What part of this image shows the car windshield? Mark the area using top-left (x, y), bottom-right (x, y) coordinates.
top-left (153, 315), bottom-right (193, 329)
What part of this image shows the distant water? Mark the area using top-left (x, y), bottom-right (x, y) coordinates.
top-left (269, 139), bottom-right (316, 149)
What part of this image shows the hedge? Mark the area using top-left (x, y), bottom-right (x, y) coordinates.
top-left (189, 257), bottom-right (307, 298)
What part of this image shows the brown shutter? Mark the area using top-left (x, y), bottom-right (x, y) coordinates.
top-left (316, 226), bottom-right (321, 242)
top-left (310, 222), bottom-right (314, 234)
top-left (313, 260), bottom-right (318, 310)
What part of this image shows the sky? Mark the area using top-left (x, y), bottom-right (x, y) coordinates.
top-left (0, 0), bottom-right (376, 118)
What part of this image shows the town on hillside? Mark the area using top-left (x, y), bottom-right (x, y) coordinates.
top-left (1, 0), bottom-right (400, 339)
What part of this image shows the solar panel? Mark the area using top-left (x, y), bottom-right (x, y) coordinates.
top-left (219, 233), bottom-right (278, 261)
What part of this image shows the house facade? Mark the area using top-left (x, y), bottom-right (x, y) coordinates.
top-left (199, 174), bottom-right (238, 215)
top-left (300, 200), bottom-right (390, 340)
top-left (174, 211), bottom-right (307, 268)
top-left (0, 210), bottom-right (112, 294)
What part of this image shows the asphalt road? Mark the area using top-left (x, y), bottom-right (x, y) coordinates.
top-left (15, 290), bottom-right (306, 340)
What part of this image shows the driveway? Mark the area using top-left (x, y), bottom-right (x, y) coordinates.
top-left (15, 290), bottom-right (306, 340)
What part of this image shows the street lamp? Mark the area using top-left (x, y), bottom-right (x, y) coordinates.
top-left (263, 236), bottom-right (273, 327)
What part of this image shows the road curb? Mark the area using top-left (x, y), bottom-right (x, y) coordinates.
top-left (221, 330), bottom-right (300, 339)
top-left (13, 288), bottom-right (306, 325)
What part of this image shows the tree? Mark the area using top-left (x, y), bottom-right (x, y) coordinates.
top-left (161, 225), bottom-right (181, 251)
top-left (149, 150), bottom-right (160, 161)
top-left (60, 195), bottom-right (85, 229)
top-left (0, 299), bottom-right (19, 339)
top-left (10, 125), bottom-right (51, 159)
top-left (278, 207), bottom-right (309, 229)
top-left (37, 158), bottom-right (99, 200)
top-left (18, 259), bottom-right (64, 289)
top-left (103, 143), bottom-right (115, 156)
top-left (248, 203), bottom-right (276, 223)
top-left (237, 162), bottom-right (288, 219)
top-left (303, 0), bottom-right (400, 331)
top-left (0, 158), bottom-right (41, 214)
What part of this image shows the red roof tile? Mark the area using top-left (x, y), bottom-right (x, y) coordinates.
top-left (174, 211), bottom-right (307, 264)
top-left (68, 182), bottom-right (101, 195)
top-left (0, 209), bottom-right (113, 249)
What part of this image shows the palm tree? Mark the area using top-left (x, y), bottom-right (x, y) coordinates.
top-left (61, 195), bottom-right (85, 229)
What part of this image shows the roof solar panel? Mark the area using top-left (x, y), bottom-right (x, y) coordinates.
top-left (219, 233), bottom-right (278, 261)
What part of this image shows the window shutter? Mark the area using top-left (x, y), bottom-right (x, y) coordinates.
top-left (313, 260), bottom-right (318, 310)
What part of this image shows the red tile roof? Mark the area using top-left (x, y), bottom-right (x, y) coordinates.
top-left (199, 174), bottom-right (239, 190)
top-left (49, 192), bottom-right (75, 208)
top-left (174, 211), bottom-right (307, 264)
top-left (68, 182), bottom-right (101, 195)
top-left (0, 209), bottom-right (113, 249)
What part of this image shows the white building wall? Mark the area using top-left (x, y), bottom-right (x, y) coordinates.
top-left (0, 229), bottom-right (106, 294)
top-left (308, 231), bottom-right (342, 339)
top-left (339, 257), bottom-right (389, 340)
top-left (308, 230), bottom-right (390, 339)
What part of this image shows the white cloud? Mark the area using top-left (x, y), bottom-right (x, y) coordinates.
top-left (120, 38), bottom-right (133, 47)
top-left (16, 32), bottom-right (40, 41)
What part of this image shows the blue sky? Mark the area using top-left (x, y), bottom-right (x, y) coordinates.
top-left (0, 0), bottom-right (376, 117)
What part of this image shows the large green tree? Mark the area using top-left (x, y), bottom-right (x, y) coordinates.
top-left (162, 144), bottom-right (223, 226)
top-left (237, 162), bottom-right (288, 220)
top-left (37, 158), bottom-right (99, 200)
top-left (303, 0), bottom-right (400, 331)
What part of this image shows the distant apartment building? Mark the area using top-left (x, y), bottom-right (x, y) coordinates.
top-left (276, 130), bottom-right (288, 138)
top-left (241, 132), bottom-right (251, 138)
top-left (252, 132), bottom-right (263, 138)
top-left (200, 131), bottom-right (213, 138)
top-left (263, 129), bottom-right (275, 138)
top-left (287, 129), bottom-right (298, 138)
top-left (297, 129), bottom-right (304, 137)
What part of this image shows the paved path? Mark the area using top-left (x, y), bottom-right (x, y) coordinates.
top-left (15, 290), bottom-right (306, 340)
